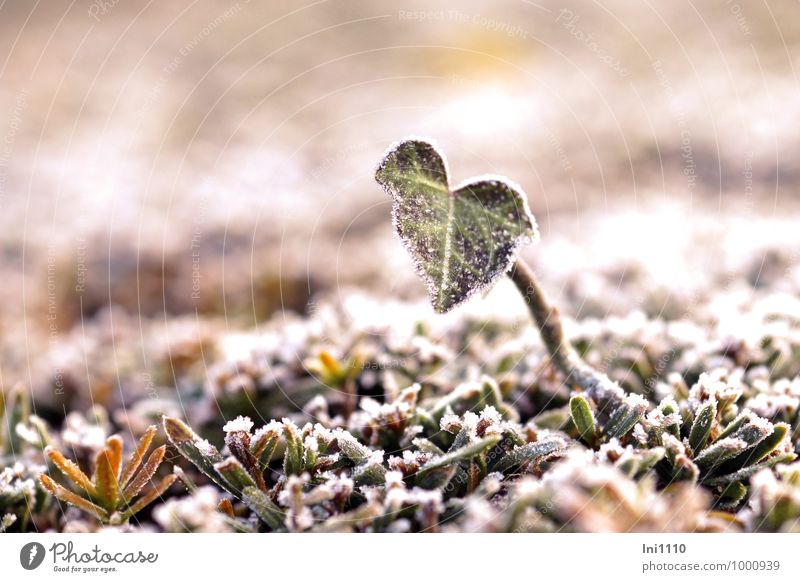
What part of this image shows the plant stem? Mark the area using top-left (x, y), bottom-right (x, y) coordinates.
top-left (508, 260), bottom-right (580, 377)
top-left (508, 260), bottom-right (625, 406)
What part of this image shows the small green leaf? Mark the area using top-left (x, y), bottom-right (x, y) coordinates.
top-left (376, 138), bottom-right (538, 313)
top-left (415, 465), bottom-right (457, 490)
top-left (728, 418), bottom-right (772, 447)
top-left (240, 486), bottom-right (285, 530)
top-left (688, 401), bottom-right (716, 454)
top-left (447, 425), bottom-right (472, 453)
top-left (335, 429), bottom-right (373, 464)
top-left (163, 417), bottom-right (231, 494)
top-left (694, 438), bottom-right (748, 469)
top-left (282, 420), bottom-right (304, 476)
top-left (717, 481), bottom-right (747, 509)
top-left (616, 447), bottom-right (665, 478)
top-left (716, 412), bottom-right (750, 440)
top-left (417, 435), bottom-right (501, 478)
top-left (427, 383), bottom-right (476, 420)
top-left (713, 423), bottom-right (791, 476)
top-left (352, 459), bottom-right (387, 486)
top-left (214, 458), bottom-right (257, 495)
top-left (668, 455), bottom-right (700, 483)
top-left (704, 452), bottom-right (797, 486)
top-left (490, 437), bottom-right (567, 474)
top-left (569, 394), bottom-right (596, 443)
top-left (250, 424), bottom-right (281, 471)
top-left (603, 401), bottom-right (644, 439)
top-left (637, 447), bottom-right (667, 473)
top-left (412, 438), bottom-right (446, 456)
top-left (751, 422), bottom-right (790, 462)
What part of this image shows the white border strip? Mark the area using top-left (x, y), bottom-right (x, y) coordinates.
top-left (1, 533), bottom-right (798, 580)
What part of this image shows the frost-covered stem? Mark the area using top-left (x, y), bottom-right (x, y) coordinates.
top-left (509, 260), bottom-right (579, 376)
top-left (508, 260), bottom-right (618, 400)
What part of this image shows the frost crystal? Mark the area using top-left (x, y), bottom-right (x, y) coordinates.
top-left (222, 415), bottom-right (254, 434)
top-left (440, 413), bottom-right (462, 433)
top-left (194, 438), bottom-right (218, 457)
top-left (252, 420), bottom-right (282, 441)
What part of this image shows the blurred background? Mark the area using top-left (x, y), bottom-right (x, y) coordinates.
top-left (0, 0), bottom-right (799, 418)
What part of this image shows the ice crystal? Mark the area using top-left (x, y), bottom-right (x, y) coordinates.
top-left (223, 416), bottom-right (254, 434)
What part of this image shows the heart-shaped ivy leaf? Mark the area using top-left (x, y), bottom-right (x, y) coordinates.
top-left (375, 138), bottom-right (538, 313)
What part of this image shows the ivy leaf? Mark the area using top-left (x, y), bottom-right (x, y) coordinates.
top-left (376, 138), bottom-right (538, 313)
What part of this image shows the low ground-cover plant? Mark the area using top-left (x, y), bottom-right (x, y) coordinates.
top-left (630, 371), bottom-right (794, 507)
top-left (9, 137), bottom-right (798, 532)
top-left (164, 379), bottom-right (570, 532)
top-left (0, 385), bottom-right (50, 532)
top-left (145, 138), bottom-right (797, 531)
top-left (374, 138), bottom-right (796, 508)
top-left (376, 139), bottom-right (647, 439)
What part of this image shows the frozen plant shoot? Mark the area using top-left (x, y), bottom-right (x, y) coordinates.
top-left (376, 138), bottom-right (643, 435)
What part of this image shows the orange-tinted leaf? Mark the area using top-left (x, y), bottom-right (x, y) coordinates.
top-left (120, 425), bottom-right (156, 488)
top-left (94, 448), bottom-right (120, 510)
top-left (45, 447), bottom-right (95, 496)
top-left (39, 474), bottom-right (106, 521)
top-left (122, 445), bottom-right (166, 500)
top-left (105, 435), bottom-right (123, 478)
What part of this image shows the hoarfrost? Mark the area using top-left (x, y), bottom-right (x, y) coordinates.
top-left (222, 415), bottom-right (254, 434)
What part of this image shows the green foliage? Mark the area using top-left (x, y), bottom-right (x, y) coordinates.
top-left (633, 374), bottom-right (797, 507)
top-left (0, 385), bottom-right (52, 531)
top-left (4, 140), bottom-right (800, 534)
top-left (539, 388), bottom-right (647, 444)
top-left (1, 384), bottom-right (51, 456)
top-left (375, 138), bottom-right (538, 313)
top-left (165, 378), bottom-right (570, 532)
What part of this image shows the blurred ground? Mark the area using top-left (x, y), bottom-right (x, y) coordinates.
top-left (0, 0), bottom-right (799, 407)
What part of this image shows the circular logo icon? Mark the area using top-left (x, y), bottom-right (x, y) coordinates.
top-left (19, 542), bottom-right (46, 570)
